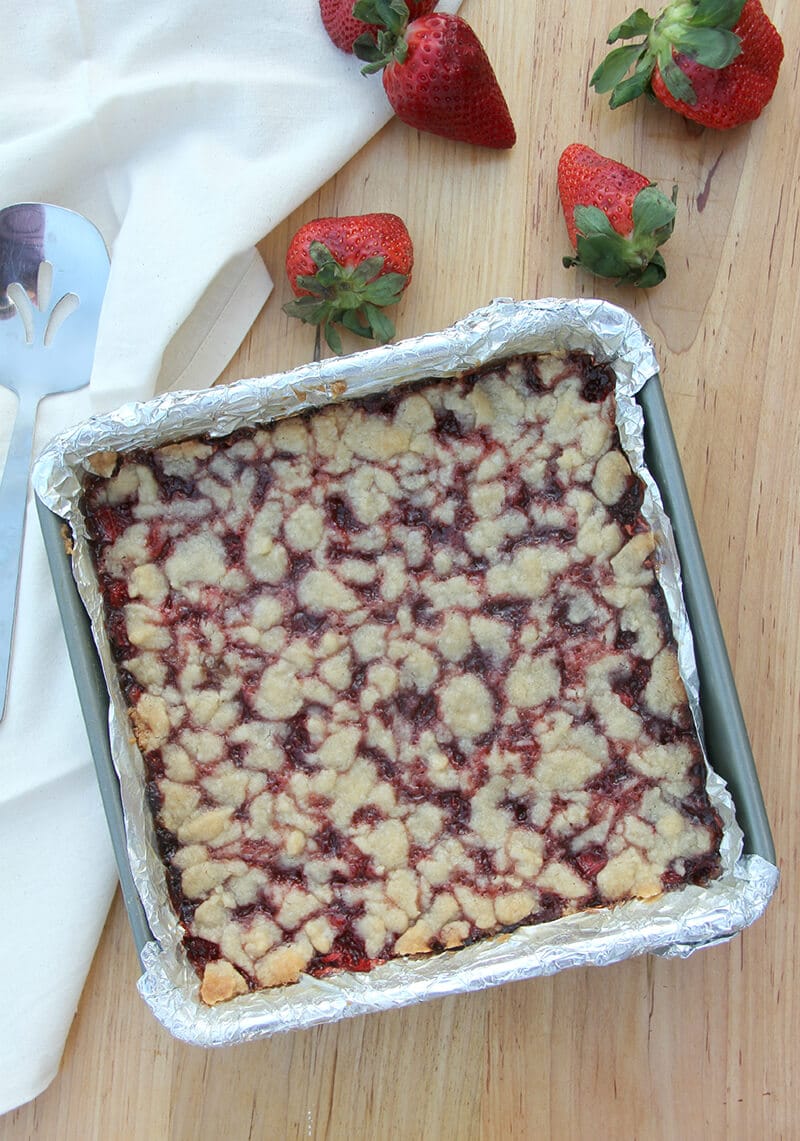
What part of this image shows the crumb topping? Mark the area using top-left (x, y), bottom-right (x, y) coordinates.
top-left (83, 352), bottom-right (722, 1004)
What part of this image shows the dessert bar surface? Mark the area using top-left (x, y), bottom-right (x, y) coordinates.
top-left (83, 352), bottom-right (722, 1004)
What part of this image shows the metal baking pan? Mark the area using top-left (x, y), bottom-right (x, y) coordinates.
top-left (36, 501), bottom-right (153, 959)
top-left (32, 299), bottom-right (777, 1035)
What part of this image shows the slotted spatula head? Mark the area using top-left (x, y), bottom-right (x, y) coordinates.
top-left (0, 203), bottom-right (110, 397)
top-left (0, 203), bottom-right (110, 719)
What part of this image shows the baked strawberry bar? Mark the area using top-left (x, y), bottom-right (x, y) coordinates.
top-left (83, 352), bottom-right (722, 1004)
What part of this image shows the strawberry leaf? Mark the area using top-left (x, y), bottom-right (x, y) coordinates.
top-left (341, 310), bottom-right (372, 337)
top-left (658, 52), bottom-right (698, 104)
top-left (353, 34), bottom-right (386, 67)
top-left (572, 233), bottom-right (633, 279)
top-left (323, 321), bottom-right (343, 355)
top-left (348, 255), bottom-right (387, 287)
top-left (293, 273), bottom-right (329, 296)
top-left (607, 9), bottom-right (653, 43)
top-left (283, 297), bottom-right (332, 324)
top-left (631, 184), bottom-right (677, 239)
top-left (573, 205), bottom-right (619, 239)
top-left (671, 26), bottom-right (742, 68)
top-left (688, 0), bottom-right (746, 29)
top-left (361, 271), bottom-right (408, 305)
top-left (591, 43), bottom-right (648, 93)
top-left (309, 240), bottom-right (336, 268)
top-left (362, 302), bottom-right (396, 344)
top-left (632, 252), bottom-right (667, 287)
top-left (337, 291), bottom-right (364, 312)
top-left (607, 59), bottom-right (656, 108)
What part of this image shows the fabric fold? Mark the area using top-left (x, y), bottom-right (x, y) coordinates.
top-left (0, 0), bottom-right (462, 1115)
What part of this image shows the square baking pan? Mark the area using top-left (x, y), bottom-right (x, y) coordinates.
top-left (32, 299), bottom-right (777, 1037)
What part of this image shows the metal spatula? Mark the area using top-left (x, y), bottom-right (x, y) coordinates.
top-left (0, 203), bottom-right (110, 720)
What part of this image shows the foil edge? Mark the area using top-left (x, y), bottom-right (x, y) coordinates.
top-left (31, 297), bottom-right (774, 1043)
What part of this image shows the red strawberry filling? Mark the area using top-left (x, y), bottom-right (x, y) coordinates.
top-left (84, 351), bottom-right (722, 1003)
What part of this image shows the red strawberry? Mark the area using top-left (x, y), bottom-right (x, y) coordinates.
top-left (283, 212), bottom-right (413, 354)
top-left (352, 2), bottom-right (515, 149)
top-left (319, 0), bottom-right (436, 55)
top-left (558, 144), bottom-right (678, 287)
top-left (591, 0), bottom-right (783, 130)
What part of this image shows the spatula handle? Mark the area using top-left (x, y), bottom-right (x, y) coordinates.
top-left (0, 392), bottom-right (38, 720)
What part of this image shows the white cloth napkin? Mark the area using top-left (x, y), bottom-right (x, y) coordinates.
top-left (0, 0), bottom-right (460, 1114)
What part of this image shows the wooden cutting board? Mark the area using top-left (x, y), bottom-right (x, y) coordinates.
top-left (4, 2), bottom-right (797, 1136)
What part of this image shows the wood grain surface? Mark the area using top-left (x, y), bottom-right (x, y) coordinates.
top-left (3, 2), bottom-right (798, 1137)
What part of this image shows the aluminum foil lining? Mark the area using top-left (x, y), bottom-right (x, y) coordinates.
top-left (33, 297), bottom-right (778, 1046)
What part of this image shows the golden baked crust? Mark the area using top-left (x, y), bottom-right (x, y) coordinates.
top-left (83, 352), bottom-right (722, 1001)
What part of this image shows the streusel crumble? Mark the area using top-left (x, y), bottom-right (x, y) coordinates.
top-left (83, 352), bottom-right (722, 1004)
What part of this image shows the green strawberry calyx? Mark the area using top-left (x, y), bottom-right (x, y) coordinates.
top-left (563, 183), bottom-right (679, 288)
top-left (283, 241), bottom-right (409, 354)
top-left (590, 0), bottom-right (746, 108)
top-left (351, 0), bottom-right (412, 72)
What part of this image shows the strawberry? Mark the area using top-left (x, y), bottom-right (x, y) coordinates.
top-left (319, 0), bottom-right (437, 55)
top-left (558, 144), bottom-right (678, 287)
top-left (591, 0), bottom-right (783, 130)
top-left (352, 1), bottom-right (515, 149)
top-left (283, 212), bottom-right (413, 354)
